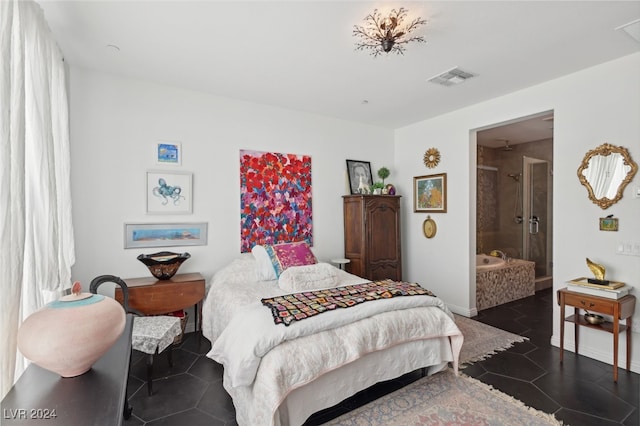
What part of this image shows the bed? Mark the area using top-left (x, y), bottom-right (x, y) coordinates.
top-left (203, 255), bottom-right (463, 426)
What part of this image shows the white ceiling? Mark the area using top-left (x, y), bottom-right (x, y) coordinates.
top-left (476, 111), bottom-right (554, 148)
top-left (38, 1), bottom-right (640, 130)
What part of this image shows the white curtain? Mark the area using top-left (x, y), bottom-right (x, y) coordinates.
top-left (0, 0), bottom-right (75, 399)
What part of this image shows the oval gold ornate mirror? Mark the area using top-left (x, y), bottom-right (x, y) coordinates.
top-left (577, 143), bottom-right (637, 209)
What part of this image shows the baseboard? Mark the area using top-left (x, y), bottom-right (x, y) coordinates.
top-left (550, 335), bottom-right (640, 374)
top-left (447, 303), bottom-right (478, 318)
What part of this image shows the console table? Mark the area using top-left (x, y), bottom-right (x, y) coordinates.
top-left (118, 273), bottom-right (206, 334)
top-left (2, 315), bottom-right (133, 425)
top-left (557, 288), bottom-right (636, 382)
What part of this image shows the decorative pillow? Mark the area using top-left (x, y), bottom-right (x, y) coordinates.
top-left (251, 245), bottom-right (277, 281)
top-left (278, 263), bottom-right (338, 291)
top-left (264, 241), bottom-right (317, 278)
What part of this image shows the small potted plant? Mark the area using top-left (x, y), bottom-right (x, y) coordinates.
top-left (371, 181), bottom-right (385, 195)
top-left (377, 167), bottom-right (390, 186)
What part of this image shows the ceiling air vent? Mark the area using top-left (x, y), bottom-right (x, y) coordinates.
top-left (428, 67), bottom-right (476, 86)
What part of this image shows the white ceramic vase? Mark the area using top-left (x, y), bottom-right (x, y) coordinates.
top-left (17, 288), bottom-right (126, 377)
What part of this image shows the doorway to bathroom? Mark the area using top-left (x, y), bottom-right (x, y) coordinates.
top-left (476, 111), bottom-right (554, 296)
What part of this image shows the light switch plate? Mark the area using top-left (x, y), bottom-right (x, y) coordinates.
top-left (617, 241), bottom-right (640, 256)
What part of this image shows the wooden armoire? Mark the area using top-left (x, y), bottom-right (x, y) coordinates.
top-left (342, 195), bottom-right (402, 281)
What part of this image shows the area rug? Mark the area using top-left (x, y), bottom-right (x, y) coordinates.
top-left (323, 316), bottom-right (561, 425)
top-left (322, 369), bottom-right (561, 425)
top-left (454, 314), bottom-right (528, 365)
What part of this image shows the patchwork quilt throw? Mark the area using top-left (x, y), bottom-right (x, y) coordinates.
top-left (262, 280), bottom-right (435, 326)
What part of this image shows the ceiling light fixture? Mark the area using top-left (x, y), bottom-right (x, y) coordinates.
top-left (353, 8), bottom-right (426, 57)
top-left (497, 139), bottom-right (513, 152)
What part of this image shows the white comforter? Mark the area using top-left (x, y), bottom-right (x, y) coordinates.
top-left (203, 258), bottom-right (463, 426)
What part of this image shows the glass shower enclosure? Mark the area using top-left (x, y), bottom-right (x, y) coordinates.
top-left (522, 156), bottom-right (552, 278)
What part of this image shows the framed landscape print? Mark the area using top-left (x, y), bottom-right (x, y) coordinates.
top-left (599, 217), bottom-right (618, 231)
top-left (124, 222), bottom-right (208, 248)
top-left (414, 173), bottom-right (447, 213)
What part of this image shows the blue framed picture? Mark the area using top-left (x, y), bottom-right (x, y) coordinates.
top-left (156, 142), bottom-right (181, 165)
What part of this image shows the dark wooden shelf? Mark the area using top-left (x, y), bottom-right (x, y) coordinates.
top-left (564, 314), bottom-right (628, 334)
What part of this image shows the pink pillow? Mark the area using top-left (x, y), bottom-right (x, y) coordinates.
top-left (264, 242), bottom-right (317, 278)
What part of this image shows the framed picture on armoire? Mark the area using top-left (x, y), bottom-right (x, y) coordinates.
top-left (346, 159), bottom-right (373, 195)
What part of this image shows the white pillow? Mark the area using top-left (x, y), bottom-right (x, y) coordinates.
top-left (251, 245), bottom-right (277, 281)
top-left (278, 263), bottom-right (339, 292)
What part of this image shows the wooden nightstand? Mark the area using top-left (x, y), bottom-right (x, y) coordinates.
top-left (557, 287), bottom-right (636, 382)
top-left (116, 273), bottom-right (206, 334)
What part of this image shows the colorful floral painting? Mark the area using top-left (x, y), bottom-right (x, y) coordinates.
top-left (240, 150), bottom-right (312, 252)
top-left (413, 173), bottom-right (447, 213)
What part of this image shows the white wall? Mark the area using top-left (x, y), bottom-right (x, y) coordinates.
top-left (68, 67), bottom-right (394, 289)
top-left (394, 53), bottom-right (640, 371)
top-left (70, 54), bottom-right (639, 370)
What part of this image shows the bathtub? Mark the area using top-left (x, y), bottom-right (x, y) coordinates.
top-left (476, 254), bottom-right (506, 271)
top-left (476, 255), bottom-right (535, 310)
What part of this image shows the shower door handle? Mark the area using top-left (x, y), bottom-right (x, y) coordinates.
top-left (529, 216), bottom-right (539, 234)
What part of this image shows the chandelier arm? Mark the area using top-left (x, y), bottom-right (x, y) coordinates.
top-left (404, 17), bottom-right (427, 34)
top-left (395, 45), bottom-right (407, 53)
top-left (369, 9), bottom-right (384, 36)
top-left (352, 26), bottom-right (369, 39)
top-left (354, 43), bottom-right (380, 50)
top-left (353, 27), bottom-right (383, 45)
top-left (393, 36), bottom-right (426, 46)
top-left (367, 11), bottom-right (388, 40)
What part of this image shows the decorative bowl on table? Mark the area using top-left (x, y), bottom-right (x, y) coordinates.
top-left (584, 313), bottom-right (604, 325)
top-left (137, 251), bottom-right (191, 280)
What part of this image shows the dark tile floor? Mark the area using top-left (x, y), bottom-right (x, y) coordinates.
top-left (124, 288), bottom-right (639, 425)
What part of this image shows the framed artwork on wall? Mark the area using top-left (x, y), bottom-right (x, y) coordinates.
top-left (155, 141), bottom-right (182, 166)
top-left (346, 159), bottom-right (373, 195)
top-left (599, 217), bottom-right (618, 231)
top-left (239, 149), bottom-right (313, 252)
top-left (414, 173), bottom-right (447, 213)
top-left (124, 222), bottom-right (208, 249)
top-left (146, 171), bottom-right (193, 214)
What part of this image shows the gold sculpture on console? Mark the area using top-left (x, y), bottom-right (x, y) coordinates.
top-left (586, 258), bottom-right (606, 282)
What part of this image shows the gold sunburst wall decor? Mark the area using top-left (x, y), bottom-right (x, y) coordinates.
top-left (423, 148), bottom-right (441, 168)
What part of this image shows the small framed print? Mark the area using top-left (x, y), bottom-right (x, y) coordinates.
top-left (599, 217), bottom-right (618, 231)
top-left (156, 142), bottom-right (181, 166)
top-left (146, 171), bottom-right (192, 214)
top-left (414, 173), bottom-right (447, 213)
